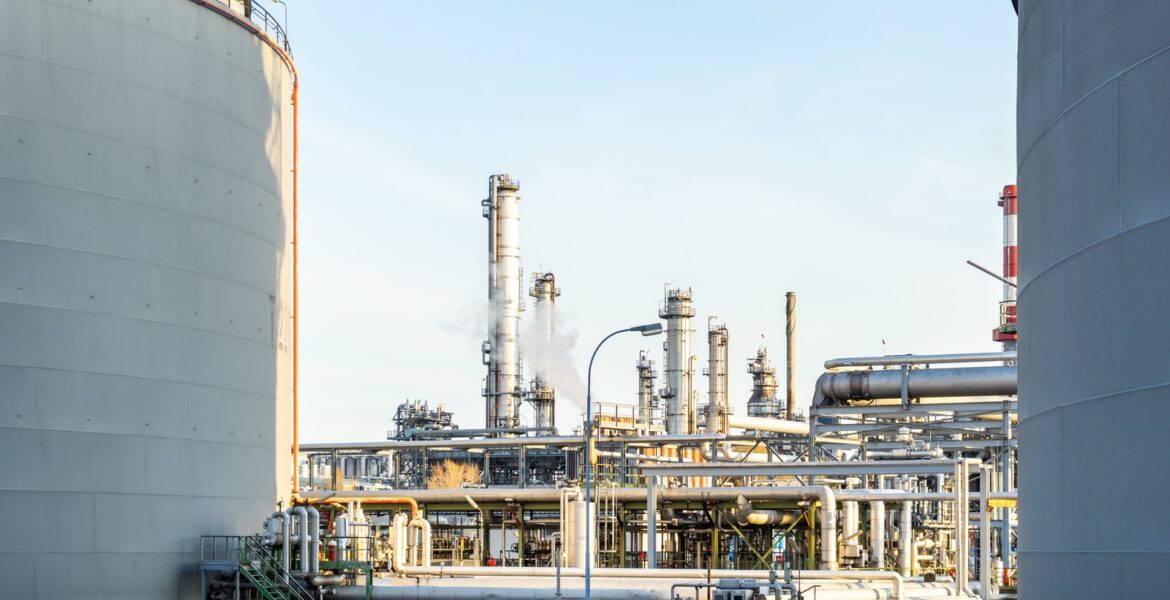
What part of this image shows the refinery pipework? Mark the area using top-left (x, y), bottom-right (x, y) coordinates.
top-left (482, 174), bottom-right (525, 434)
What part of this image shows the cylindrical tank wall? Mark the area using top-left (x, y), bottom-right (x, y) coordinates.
top-left (1017, 1), bottom-right (1170, 597)
top-left (0, 1), bottom-right (295, 597)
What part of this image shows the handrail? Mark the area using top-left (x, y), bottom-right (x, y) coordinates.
top-left (243, 535), bottom-right (316, 600)
top-left (219, 0), bottom-right (292, 54)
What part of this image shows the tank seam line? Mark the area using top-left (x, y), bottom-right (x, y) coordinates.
top-left (0, 297), bottom-right (273, 346)
top-left (1019, 213), bottom-right (1170, 288)
top-left (6, 1), bottom-right (278, 91)
top-left (0, 108), bottom-right (288, 223)
top-left (0, 487), bottom-right (277, 501)
top-left (1018, 42), bottom-right (1170, 169)
top-left (1020, 380), bottom-right (1170, 421)
top-left (0, 170), bottom-right (284, 251)
top-left (0, 423), bottom-right (271, 446)
top-left (0, 360), bottom-right (280, 399)
top-left (0, 48), bottom-right (275, 146)
top-left (0, 231), bottom-right (285, 299)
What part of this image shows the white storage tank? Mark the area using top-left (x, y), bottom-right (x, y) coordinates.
top-left (0, 0), bottom-right (295, 597)
top-left (1017, 0), bottom-right (1170, 597)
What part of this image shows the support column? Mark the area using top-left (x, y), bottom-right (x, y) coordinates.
top-left (646, 475), bottom-right (657, 568)
top-left (980, 465), bottom-right (992, 600)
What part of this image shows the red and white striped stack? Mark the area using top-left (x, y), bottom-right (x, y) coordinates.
top-left (994, 184), bottom-right (1018, 344)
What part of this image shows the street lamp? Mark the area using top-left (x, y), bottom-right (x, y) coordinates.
top-left (584, 322), bottom-right (663, 600)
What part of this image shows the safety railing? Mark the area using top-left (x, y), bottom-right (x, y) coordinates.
top-left (218, 0), bottom-right (291, 54)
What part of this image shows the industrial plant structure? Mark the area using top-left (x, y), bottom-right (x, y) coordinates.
top-left (2, 1), bottom-right (1163, 599)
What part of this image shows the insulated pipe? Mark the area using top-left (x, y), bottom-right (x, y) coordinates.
top-left (726, 415), bottom-right (808, 436)
top-left (725, 415), bottom-right (860, 445)
top-left (899, 502), bottom-right (913, 577)
top-left (391, 513), bottom-right (409, 572)
top-left (409, 517), bottom-right (433, 568)
top-left (734, 495), bottom-right (799, 526)
top-left (824, 352), bottom-right (1017, 369)
top-left (299, 487), bottom-right (1015, 506)
top-left (305, 505), bottom-right (320, 575)
top-left (388, 568), bottom-right (904, 599)
top-left (332, 587), bottom-right (668, 600)
top-left (290, 506), bottom-right (309, 575)
top-left (302, 495), bottom-right (418, 519)
top-left (815, 366), bottom-right (1016, 406)
top-left (869, 501), bottom-right (885, 568)
top-left (280, 509), bottom-right (291, 582)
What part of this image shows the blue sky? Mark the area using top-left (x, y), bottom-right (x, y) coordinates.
top-left (282, 2), bottom-right (1019, 441)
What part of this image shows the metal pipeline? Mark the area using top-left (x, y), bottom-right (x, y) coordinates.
top-left (733, 495), bottom-right (799, 526)
top-left (280, 509), bottom-right (291, 582)
top-left (303, 495), bottom-right (418, 519)
top-left (409, 516), bottom-right (433, 568)
top-left (869, 501), bottom-right (885, 568)
top-left (290, 506), bottom-right (309, 575)
top-left (387, 568), bottom-right (903, 599)
top-left (331, 587), bottom-right (667, 600)
top-left (899, 501), bottom-right (913, 577)
top-left (725, 415), bottom-right (861, 445)
top-left (305, 505), bottom-right (320, 575)
top-left (814, 365), bottom-right (1016, 406)
top-left (824, 352), bottom-right (1016, 369)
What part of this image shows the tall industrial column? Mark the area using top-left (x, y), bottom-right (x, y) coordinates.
top-left (636, 351), bottom-right (660, 433)
top-left (1017, 1), bottom-right (1170, 597)
top-left (482, 174), bottom-right (524, 433)
top-left (706, 319), bottom-right (729, 435)
top-left (659, 287), bottom-right (696, 434)
top-left (526, 272), bottom-right (559, 430)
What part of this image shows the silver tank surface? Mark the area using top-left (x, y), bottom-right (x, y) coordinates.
top-left (1017, 1), bottom-right (1170, 597)
top-left (0, 0), bottom-right (295, 597)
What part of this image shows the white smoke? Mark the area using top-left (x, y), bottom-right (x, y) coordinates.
top-left (520, 301), bottom-right (587, 409)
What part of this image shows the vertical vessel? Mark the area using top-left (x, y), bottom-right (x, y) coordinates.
top-left (705, 318), bottom-right (729, 434)
top-left (526, 272), bottom-right (559, 431)
top-left (658, 287), bottom-right (696, 434)
top-left (0, 0), bottom-right (295, 597)
top-left (482, 174), bottom-right (524, 433)
top-left (1017, 1), bottom-right (1170, 597)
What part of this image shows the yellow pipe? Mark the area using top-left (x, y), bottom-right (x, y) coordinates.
top-left (298, 496), bottom-right (419, 519)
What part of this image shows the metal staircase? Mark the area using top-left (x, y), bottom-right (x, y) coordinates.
top-left (200, 535), bottom-right (316, 600)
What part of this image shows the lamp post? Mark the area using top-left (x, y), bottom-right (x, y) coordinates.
top-left (584, 322), bottom-right (663, 600)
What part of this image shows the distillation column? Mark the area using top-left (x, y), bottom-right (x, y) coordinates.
top-left (526, 273), bottom-right (559, 431)
top-left (636, 350), bottom-right (660, 433)
top-left (746, 346), bottom-right (784, 418)
top-left (706, 319), bottom-right (729, 434)
top-left (659, 288), bottom-right (696, 434)
top-left (482, 174), bottom-right (524, 433)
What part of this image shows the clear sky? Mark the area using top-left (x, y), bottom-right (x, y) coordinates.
top-left (282, 2), bottom-right (1020, 442)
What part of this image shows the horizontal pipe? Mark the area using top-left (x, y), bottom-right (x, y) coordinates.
top-left (332, 587), bottom-right (668, 600)
top-left (724, 415), bottom-right (861, 445)
top-left (300, 433), bottom-right (736, 453)
top-left (389, 568), bottom-right (904, 599)
top-left (408, 427), bottom-right (556, 439)
top-left (816, 366), bottom-right (1016, 405)
top-left (824, 352), bottom-right (1016, 369)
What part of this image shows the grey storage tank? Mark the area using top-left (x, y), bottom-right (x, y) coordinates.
top-left (0, 0), bottom-right (295, 597)
top-left (1017, 0), bottom-right (1170, 597)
